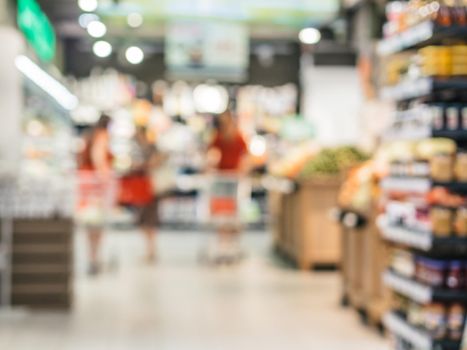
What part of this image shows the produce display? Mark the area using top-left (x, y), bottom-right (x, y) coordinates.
top-left (299, 146), bottom-right (369, 179)
top-left (337, 161), bottom-right (380, 213)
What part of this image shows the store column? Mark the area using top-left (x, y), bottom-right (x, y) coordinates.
top-left (0, 0), bottom-right (23, 174)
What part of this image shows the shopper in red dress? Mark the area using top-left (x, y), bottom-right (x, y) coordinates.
top-left (78, 114), bottom-right (113, 275)
top-left (208, 110), bottom-right (249, 173)
top-left (119, 127), bottom-right (164, 262)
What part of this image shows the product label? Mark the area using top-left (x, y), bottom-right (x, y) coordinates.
top-left (432, 106), bottom-right (444, 130)
top-left (462, 107), bottom-right (467, 130)
top-left (446, 107), bottom-right (459, 130)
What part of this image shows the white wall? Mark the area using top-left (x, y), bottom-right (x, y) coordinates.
top-left (0, 28), bottom-right (23, 175)
top-left (302, 64), bottom-right (363, 146)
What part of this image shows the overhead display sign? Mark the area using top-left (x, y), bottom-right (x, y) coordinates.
top-left (99, 0), bottom-right (339, 28)
top-left (17, 0), bottom-right (56, 62)
top-left (165, 21), bottom-right (249, 82)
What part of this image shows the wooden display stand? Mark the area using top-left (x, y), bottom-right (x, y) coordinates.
top-left (10, 218), bottom-right (73, 310)
top-left (270, 177), bottom-right (342, 270)
top-left (340, 207), bottom-right (391, 328)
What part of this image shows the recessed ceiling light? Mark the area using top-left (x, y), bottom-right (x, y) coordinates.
top-left (299, 27), bottom-right (321, 45)
top-left (93, 41), bottom-right (112, 58)
top-left (125, 46), bottom-right (144, 65)
top-left (127, 12), bottom-right (143, 28)
top-left (78, 0), bottom-right (98, 12)
top-left (87, 20), bottom-right (107, 38)
top-left (79, 13), bottom-right (99, 28)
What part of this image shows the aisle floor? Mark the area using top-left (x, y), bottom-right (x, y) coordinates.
top-left (0, 230), bottom-right (389, 350)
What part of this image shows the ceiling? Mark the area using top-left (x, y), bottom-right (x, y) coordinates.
top-left (36, 0), bottom-right (340, 40)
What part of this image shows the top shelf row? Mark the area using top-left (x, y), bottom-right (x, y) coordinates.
top-left (378, 21), bottom-right (467, 56)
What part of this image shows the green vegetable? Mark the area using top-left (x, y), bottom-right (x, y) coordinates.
top-left (300, 146), bottom-right (369, 179)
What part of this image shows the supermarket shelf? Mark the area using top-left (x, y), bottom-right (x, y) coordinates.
top-left (383, 270), bottom-right (467, 304)
top-left (381, 77), bottom-right (431, 101)
top-left (384, 126), bottom-right (431, 142)
top-left (378, 21), bottom-right (467, 55)
top-left (378, 216), bottom-right (467, 255)
top-left (383, 270), bottom-right (431, 304)
top-left (381, 78), bottom-right (467, 101)
top-left (12, 264), bottom-right (71, 274)
top-left (385, 128), bottom-right (467, 142)
top-left (383, 312), bottom-right (460, 350)
top-left (381, 177), bottom-right (431, 194)
top-left (377, 216), bottom-right (432, 251)
top-left (432, 130), bottom-right (467, 142)
top-left (381, 177), bottom-right (467, 194)
top-left (432, 181), bottom-right (467, 194)
top-left (12, 283), bottom-right (70, 295)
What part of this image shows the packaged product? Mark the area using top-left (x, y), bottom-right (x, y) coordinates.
top-left (454, 207), bottom-right (467, 237)
top-left (462, 107), bottom-right (467, 130)
top-left (455, 153), bottom-right (467, 182)
top-left (431, 206), bottom-right (453, 236)
top-left (391, 249), bottom-right (415, 278)
top-left (424, 303), bottom-right (447, 340)
top-left (447, 304), bottom-right (465, 341)
top-left (412, 160), bottom-right (430, 178)
top-left (446, 106), bottom-right (460, 130)
top-left (446, 261), bottom-right (464, 290)
top-left (416, 257), bottom-right (447, 287)
top-left (417, 138), bottom-right (456, 160)
top-left (430, 105), bottom-right (445, 130)
top-left (408, 302), bottom-right (424, 328)
top-left (430, 154), bottom-right (454, 182)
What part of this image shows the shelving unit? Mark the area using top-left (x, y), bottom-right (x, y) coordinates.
top-left (383, 312), bottom-right (461, 350)
top-left (0, 58), bottom-right (76, 311)
top-left (0, 218), bottom-right (12, 308)
top-left (381, 177), bottom-right (467, 195)
top-left (385, 126), bottom-right (467, 143)
top-left (381, 77), bottom-right (467, 101)
top-left (378, 21), bottom-right (467, 56)
top-left (378, 10), bottom-right (467, 349)
top-left (378, 216), bottom-right (467, 256)
top-left (383, 270), bottom-right (467, 305)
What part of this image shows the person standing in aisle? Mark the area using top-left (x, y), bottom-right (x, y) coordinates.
top-left (78, 114), bottom-right (114, 275)
top-left (119, 127), bottom-right (164, 263)
top-left (206, 110), bottom-right (250, 262)
top-left (208, 110), bottom-right (249, 173)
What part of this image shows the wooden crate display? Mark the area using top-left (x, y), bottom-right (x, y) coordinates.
top-left (272, 178), bottom-right (342, 270)
top-left (11, 218), bottom-right (73, 310)
top-left (340, 208), bottom-right (391, 327)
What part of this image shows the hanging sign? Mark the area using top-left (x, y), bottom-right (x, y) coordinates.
top-left (17, 0), bottom-right (56, 62)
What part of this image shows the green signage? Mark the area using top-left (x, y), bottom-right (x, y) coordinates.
top-left (17, 0), bottom-right (56, 62)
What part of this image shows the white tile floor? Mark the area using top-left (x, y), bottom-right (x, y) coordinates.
top-left (0, 230), bottom-right (389, 350)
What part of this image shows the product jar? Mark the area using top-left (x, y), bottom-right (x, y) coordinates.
top-left (454, 207), bottom-right (467, 237)
top-left (454, 153), bottom-right (467, 182)
top-left (446, 261), bottom-right (464, 290)
top-left (447, 304), bottom-right (465, 341)
top-left (430, 207), bottom-right (453, 237)
top-left (424, 303), bottom-right (447, 340)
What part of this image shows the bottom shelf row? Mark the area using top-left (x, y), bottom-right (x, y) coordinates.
top-left (384, 312), bottom-right (463, 350)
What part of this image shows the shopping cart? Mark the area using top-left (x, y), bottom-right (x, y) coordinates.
top-left (199, 173), bottom-right (251, 265)
top-left (76, 171), bottom-right (118, 271)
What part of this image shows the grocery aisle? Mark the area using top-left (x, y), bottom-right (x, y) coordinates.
top-left (0, 231), bottom-right (388, 350)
